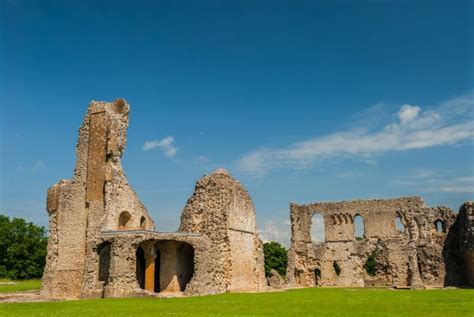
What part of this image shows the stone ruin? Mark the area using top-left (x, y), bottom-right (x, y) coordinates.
top-left (41, 99), bottom-right (265, 300)
top-left (41, 99), bottom-right (473, 300)
top-left (287, 198), bottom-right (474, 288)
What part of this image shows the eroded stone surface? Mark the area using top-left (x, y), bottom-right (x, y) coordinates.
top-left (287, 197), bottom-right (473, 288)
top-left (41, 100), bottom-right (266, 300)
top-left (40, 99), bottom-right (472, 301)
top-left (267, 269), bottom-right (285, 289)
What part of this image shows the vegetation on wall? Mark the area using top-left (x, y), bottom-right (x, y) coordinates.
top-left (333, 261), bottom-right (341, 276)
top-left (263, 241), bottom-right (287, 277)
top-left (0, 215), bottom-right (47, 280)
top-left (364, 250), bottom-right (378, 277)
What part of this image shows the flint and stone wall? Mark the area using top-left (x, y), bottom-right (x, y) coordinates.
top-left (287, 197), bottom-right (473, 288)
top-left (180, 169), bottom-right (267, 293)
top-left (41, 99), bottom-right (266, 300)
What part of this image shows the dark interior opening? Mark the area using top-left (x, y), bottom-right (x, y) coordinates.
top-left (136, 246), bottom-right (146, 289)
top-left (154, 249), bottom-right (161, 292)
top-left (97, 242), bottom-right (111, 285)
top-left (178, 243), bottom-right (195, 292)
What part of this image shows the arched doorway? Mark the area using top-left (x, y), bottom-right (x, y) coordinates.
top-left (155, 241), bottom-right (195, 293)
top-left (314, 268), bottom-right (321, 286)
top-left (136, 246), bottom-right (146, 289)
top-left (97, 242), bottom-right (111, 285)
top-left (178, 243), bottom-right (194, 291)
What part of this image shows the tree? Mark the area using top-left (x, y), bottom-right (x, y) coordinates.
top-left (0, 215), bottom-right (48, 280)
top-left (263, 241), bottom-right (288, 277)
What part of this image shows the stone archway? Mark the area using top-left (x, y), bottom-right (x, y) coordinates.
top-left (155, 241), bottom-right (195, 293)
top-left (136, 246), bottom-right (146, 289)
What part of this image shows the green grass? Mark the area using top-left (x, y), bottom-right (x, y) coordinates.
top-left (0, 280), bottom-right (41, 293)
top-left (1, 288), bottom-right (473, 317)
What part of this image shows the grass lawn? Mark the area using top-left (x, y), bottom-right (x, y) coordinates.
top-left (1, 288), bottom-right (473, 317)
top-left (0, 280), bottom-right (41, 293)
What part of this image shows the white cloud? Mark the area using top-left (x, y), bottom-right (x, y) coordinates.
top-left (142, 136), bottom-right (178, 158)
top-left (398, 104), bottom-right (421, 124)
top-left (390, 171), bottom-right (474, 195)
top-left (424, 176), bottom-right (474, 194)
top-left (258, 220), bottom-right (291, 247)
top-left (237, 92), bottom-right (474, 176)
top-left (32, 161), bottom-right (46, 171)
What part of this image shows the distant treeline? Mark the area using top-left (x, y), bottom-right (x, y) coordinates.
top-left (0, 215), bottom-right (47, 280)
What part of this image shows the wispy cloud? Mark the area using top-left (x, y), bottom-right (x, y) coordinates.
top-left (258, 219), bottom-right (291, 247)
top-left (142, 136), bottom-right (178, 157)
top-left (32, 161), bottom-right (46, 171)
top-left (390, 170), bottom-right (474, 194)
top-left (428, 176), bottom-right (474, 194)
top-left (237, 92), bottom-right (474, 176)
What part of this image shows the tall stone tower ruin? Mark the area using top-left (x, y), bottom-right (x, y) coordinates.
top-left (41, 99), bottom-right (154, 299)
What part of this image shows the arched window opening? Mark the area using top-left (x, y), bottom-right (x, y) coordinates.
top-left (140, 216), bottom-right (146, 230)
top-left (395, 216), bottom-right (405, 233)
top-left (354, 215), bottom-right (365, 240)
top-left (311, 213), bottom-right (325, 243)
top-left (314, 268), bottom-right (321, 286)
top-left (333, 261), bottom-right (341, 276)
top-left (136, 246), bottom-right (146, 289)
top-left (97, 242), bottom-right (111, 285)
top-left (435, 220), bottom-right (445, 233)
top-left (118, 211), bottom-right (132, 230)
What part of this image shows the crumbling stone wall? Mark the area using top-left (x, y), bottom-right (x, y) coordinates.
top-left (460, 202), bottom-right (474, 286)
top-left (286, 197), bottom-right (467, 288)
top-left (42, 99), bottom-right (265, 300)
top-left (443, 201), bottom-right (474, 287)
top-left (42, 99), bottom-right (155, 300)
top-left (179, 169), bottom-right (266, 293)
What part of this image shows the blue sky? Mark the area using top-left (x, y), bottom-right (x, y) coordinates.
top-left (1, 0), bottom-right (473, 246)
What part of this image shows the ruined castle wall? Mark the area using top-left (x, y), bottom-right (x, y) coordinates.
top-left (287, 197), bottom-right (459, 289)
top-left (458, 202), bottom-right (474, 286)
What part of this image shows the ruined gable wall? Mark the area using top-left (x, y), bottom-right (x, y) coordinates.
top-left (179, 169), bottom-right (266, 293)
top-left (42, 99), bottom-right (154, 299)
